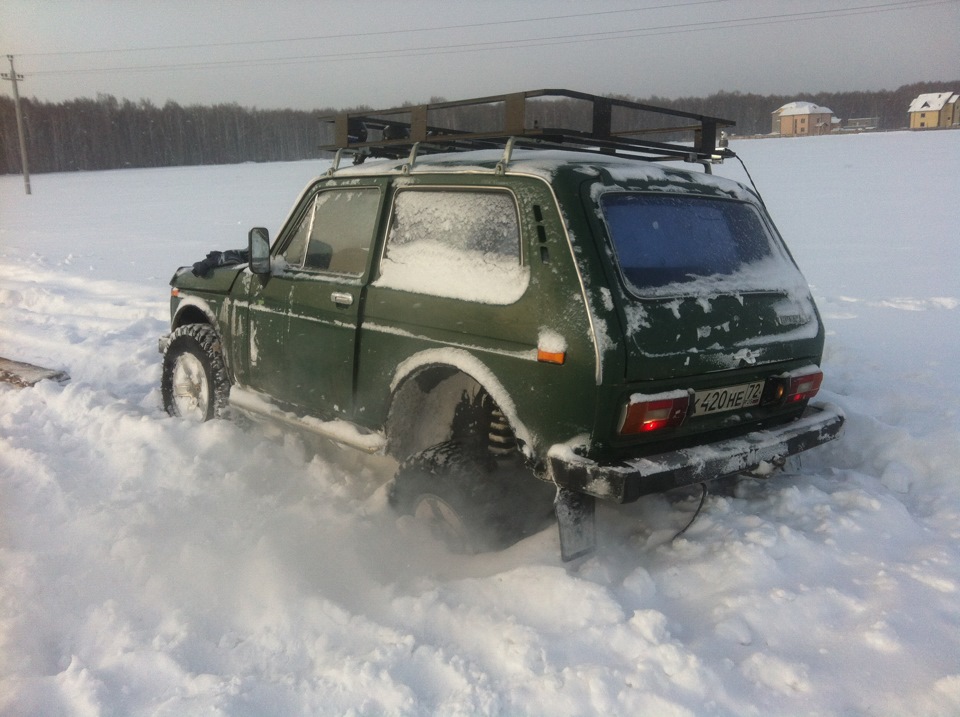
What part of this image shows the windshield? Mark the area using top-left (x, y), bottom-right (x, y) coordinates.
top-left (600, 193), bottom-right (793, 295)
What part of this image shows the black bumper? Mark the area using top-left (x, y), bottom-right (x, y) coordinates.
top-left (548, 403), bottom-right (845, 504)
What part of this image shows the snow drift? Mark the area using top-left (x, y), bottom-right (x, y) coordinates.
top-left (1, 131), bottom-right (959, 716)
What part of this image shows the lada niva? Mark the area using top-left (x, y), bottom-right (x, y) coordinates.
top-left (160, 90), bottom-right (844, 559)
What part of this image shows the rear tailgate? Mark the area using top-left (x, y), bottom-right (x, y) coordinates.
top-left (585, 178), bottom-right (829, 448)
top-left (621, 290), bottom-right (822, 380)
top-left (592, 187), bottom-right (824, 381)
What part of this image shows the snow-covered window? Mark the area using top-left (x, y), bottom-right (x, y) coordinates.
top-left (600, 193), bottom-right (800, 296)
top-left (375, 189), bottom-right (529, 304)
top-left (280, 188), bottom-right (380, 275)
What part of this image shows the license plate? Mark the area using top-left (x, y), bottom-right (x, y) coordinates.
top-left (693, 381), bottom-right (764, 416)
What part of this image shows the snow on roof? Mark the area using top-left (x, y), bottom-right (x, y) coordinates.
top-left (773, 101), bottom-right (835, 117)
top-left (908, 92), bottom-right (956, 113)
top-left (334, 148), bottom-right (755, 199)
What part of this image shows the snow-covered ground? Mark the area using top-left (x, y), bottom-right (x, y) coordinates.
top-left (1, 130), bottom-right (958, 716)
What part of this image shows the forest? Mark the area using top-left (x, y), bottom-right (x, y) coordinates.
top-left (1, 80), bottom-right (956, 175)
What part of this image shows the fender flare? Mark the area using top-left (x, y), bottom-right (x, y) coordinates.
top-left (172, 296), bottom-right (221, 333)
top-left (389, 347), bottom-right (536, 459)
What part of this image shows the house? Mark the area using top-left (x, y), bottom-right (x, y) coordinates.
top-left (908, 92), bottom-right (959, 129)
top-left (772, 101), bottom-right (838, 136)
top-left (843, 117), bottom-right (880, 132)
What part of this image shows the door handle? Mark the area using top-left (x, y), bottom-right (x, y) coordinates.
top-left (331, 291), bottom-right (354, 307)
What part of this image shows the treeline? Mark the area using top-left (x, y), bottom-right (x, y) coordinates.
top-left (0, 95), bottom-right (326, 174)
top-left (1, 81), bottom-right (956, 175)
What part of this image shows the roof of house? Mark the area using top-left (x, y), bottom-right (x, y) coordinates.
top-left (773, 101), bottom-right (835, 117)
top-left (908, 92), bottom-right (957, 113)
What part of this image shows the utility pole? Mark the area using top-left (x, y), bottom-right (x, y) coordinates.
top-left (2, 55), bottom-right (31, 195)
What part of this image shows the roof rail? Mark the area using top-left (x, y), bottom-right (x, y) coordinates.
top-left (318, 89), bottom-right (735, 165)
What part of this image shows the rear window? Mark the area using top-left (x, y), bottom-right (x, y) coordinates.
top-left (600, 193), bottom-right (791, 295)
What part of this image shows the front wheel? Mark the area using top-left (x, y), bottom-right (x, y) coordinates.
top-left (161, 324), bottom-right (230, 421)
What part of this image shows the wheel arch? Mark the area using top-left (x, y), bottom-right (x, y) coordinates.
top-left (172, 297), bottom-right (219, 332)
top-left (384, 348), bottom-right (536, 462)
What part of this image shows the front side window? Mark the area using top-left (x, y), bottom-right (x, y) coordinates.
top-left (600, 193), bottom-right (800, 296)
top-left (375, 189), bottom-right (529, 304)
top-left (280, 187), bottom-right (380, 275)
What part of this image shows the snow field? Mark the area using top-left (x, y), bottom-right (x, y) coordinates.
top-left (1, 130), bottom-right (959, 715)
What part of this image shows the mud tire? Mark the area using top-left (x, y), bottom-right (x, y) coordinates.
top-left (161, 324), bottom-right (230, 421)
top-left (389, 439), bottom-right (555, 554)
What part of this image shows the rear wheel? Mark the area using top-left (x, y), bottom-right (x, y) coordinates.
top-left (389, 396), bottom-right (556, 554)
top-left (161, 324), bottom-right (230, 421)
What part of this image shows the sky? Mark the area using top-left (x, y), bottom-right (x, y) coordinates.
top-left (1, 0), bottom-right (958, 111)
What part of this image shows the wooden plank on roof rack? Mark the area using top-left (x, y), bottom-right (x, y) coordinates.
top-left (411, 105), bottom-right (427, 142)
top-left (505, 92), bottom-right (526, 135)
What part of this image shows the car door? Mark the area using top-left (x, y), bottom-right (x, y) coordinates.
top-left (245, 179), bottom-right (387, 418)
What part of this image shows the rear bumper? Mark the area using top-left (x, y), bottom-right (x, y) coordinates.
top-left (547, 402), bottom-right (845, 503)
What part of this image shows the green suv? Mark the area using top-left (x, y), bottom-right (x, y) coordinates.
top-left (160, 90), bottom-right (844, 559)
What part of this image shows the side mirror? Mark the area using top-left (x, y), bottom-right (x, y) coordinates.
top-left (248, 227), bottom-right (271, 275)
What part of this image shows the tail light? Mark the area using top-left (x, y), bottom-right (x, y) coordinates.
top-left (619, 391), bottom-right (690, 435)
top-left (763, 365), bottom-right (824, 405)
top-left (784, 367), bottom-right (823, 403)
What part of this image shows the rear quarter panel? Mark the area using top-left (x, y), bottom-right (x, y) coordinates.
top-left (354, 173), bottom-right (600, 457)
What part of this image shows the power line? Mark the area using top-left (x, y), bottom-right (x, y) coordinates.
top-left (22, 0), bottom-right (954, 77)
top-left (17, 0), bottom-right (737, 57)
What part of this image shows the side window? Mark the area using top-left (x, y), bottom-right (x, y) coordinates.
top-left (375, 189), bottom-right (529, 304)
top-left (280, 187), bottom-right (381, 275)
top-left (280, 203), bottom-right (313, 266)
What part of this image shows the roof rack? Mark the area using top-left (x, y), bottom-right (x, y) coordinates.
top-left (318, 89), bottom-right (735, 167)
